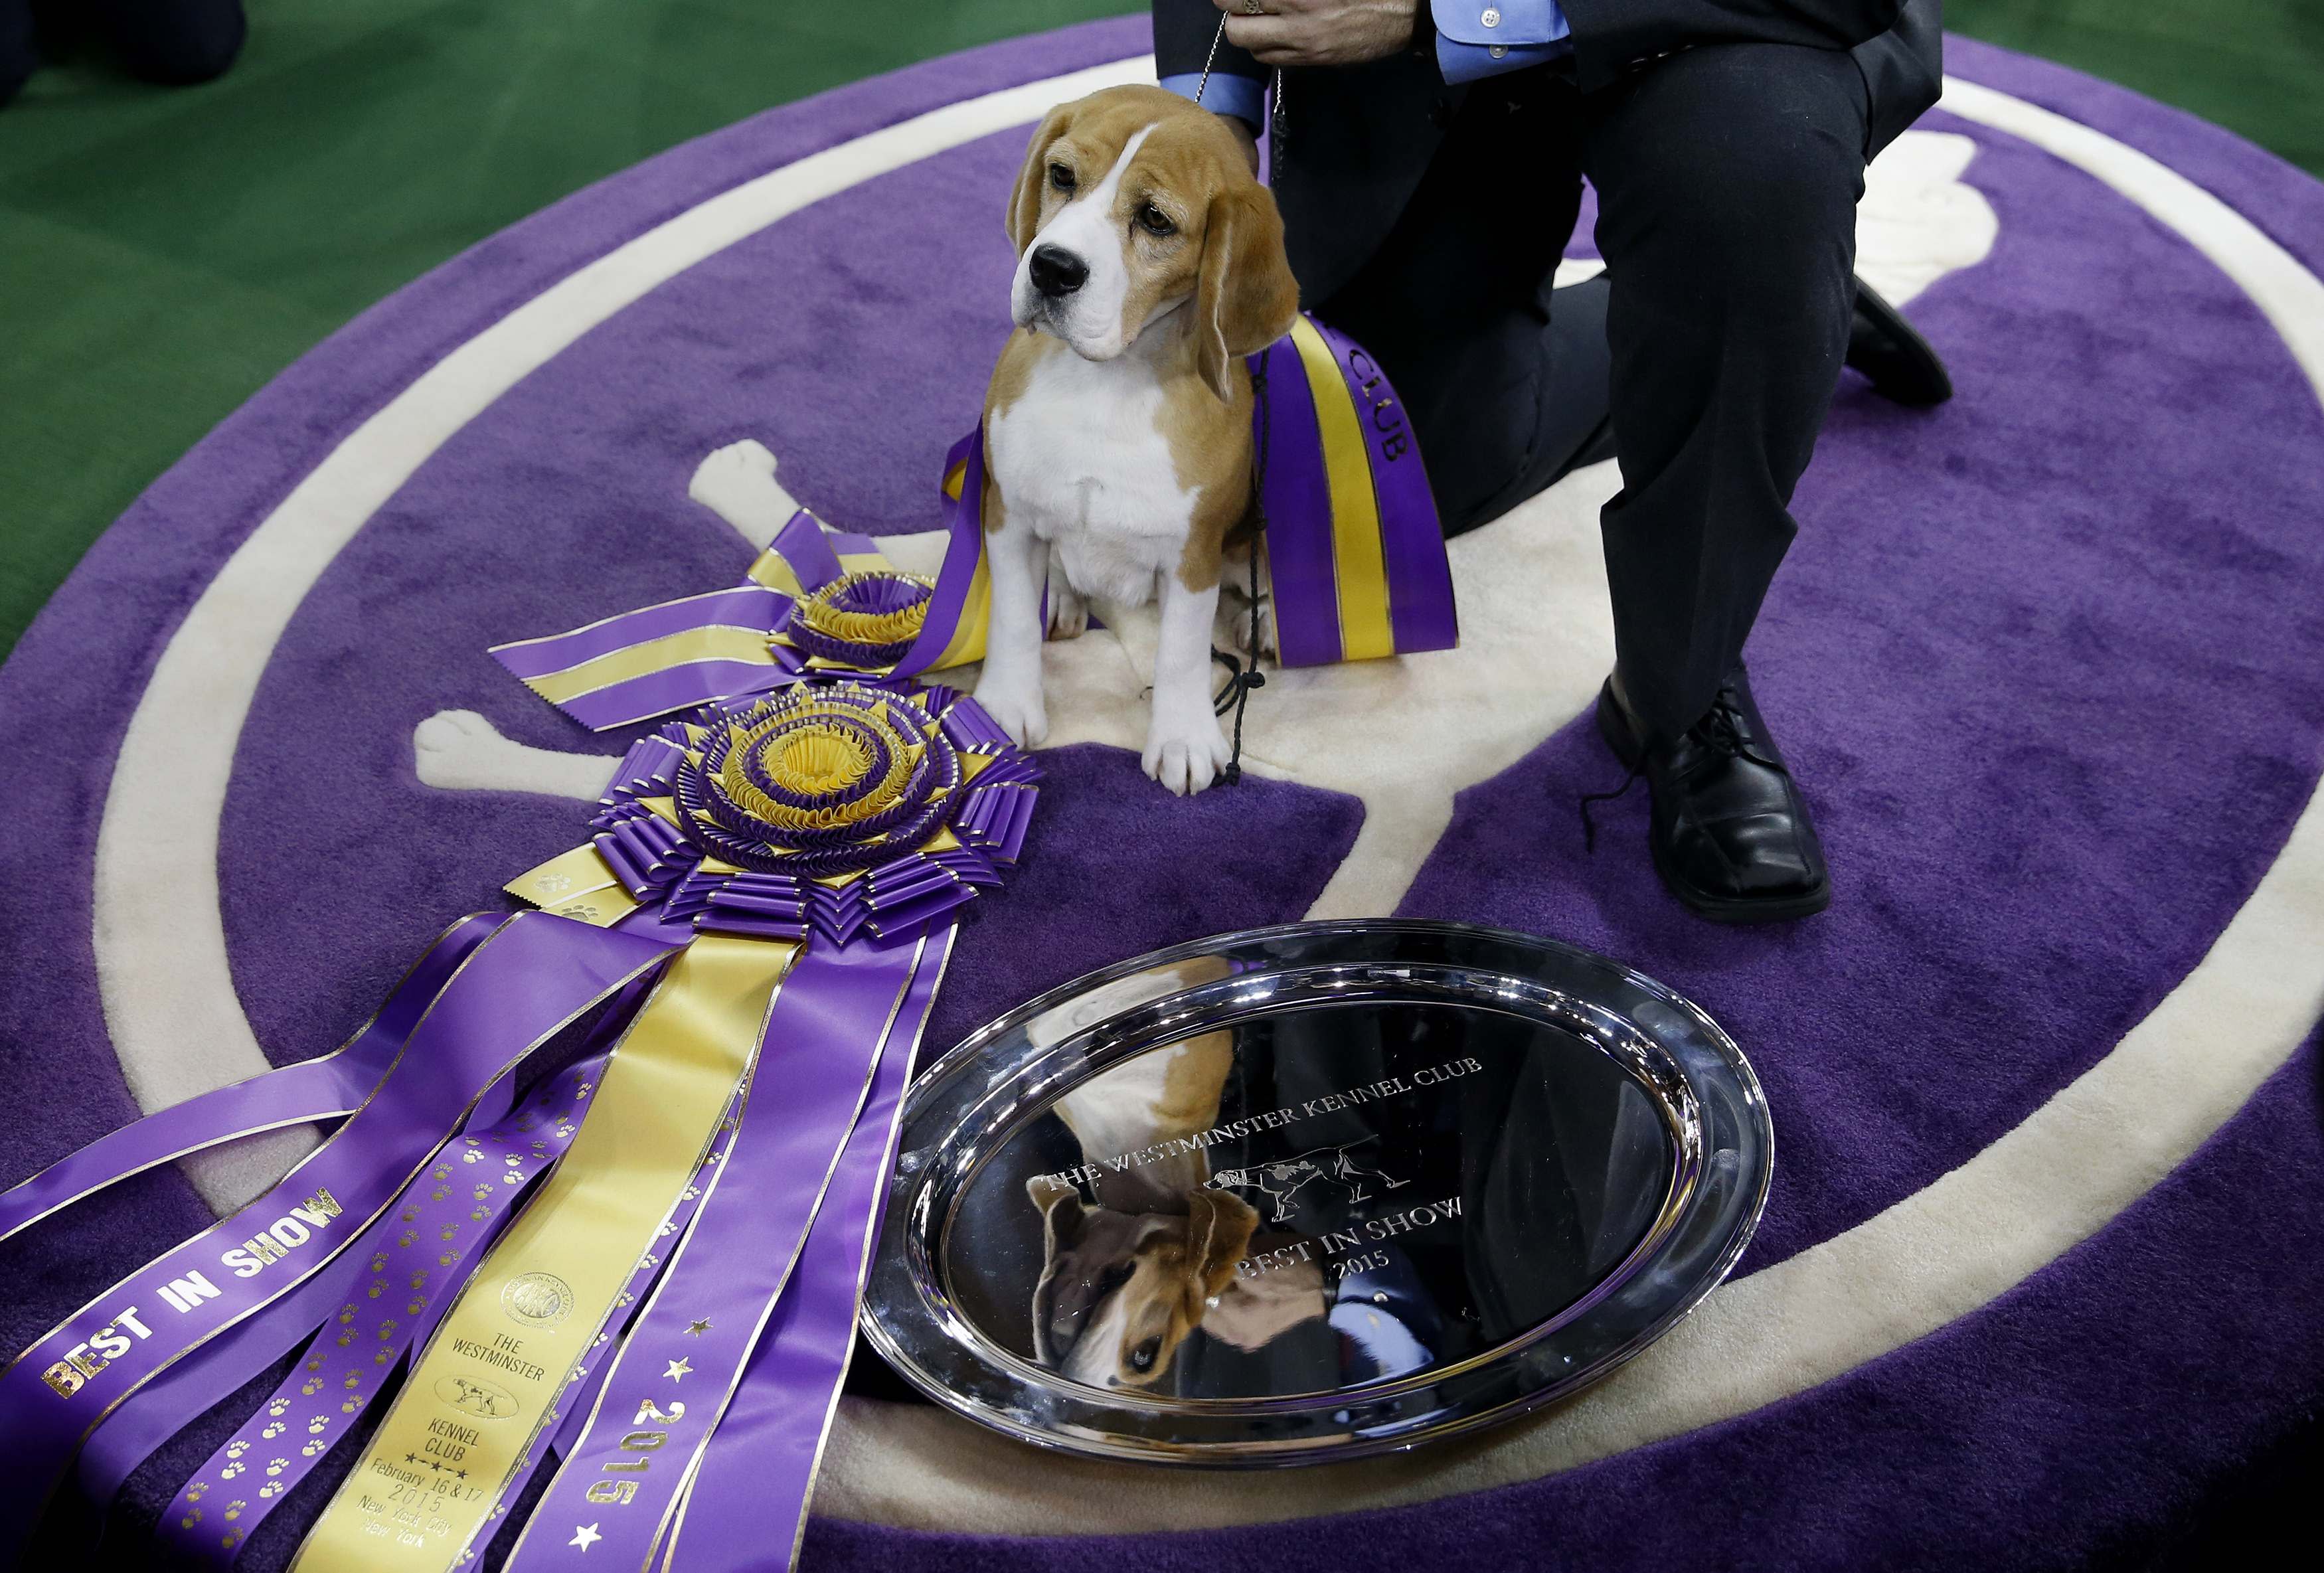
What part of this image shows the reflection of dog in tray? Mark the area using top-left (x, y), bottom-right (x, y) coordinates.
top-left (1017, 957), bottom-right (1323, 1390)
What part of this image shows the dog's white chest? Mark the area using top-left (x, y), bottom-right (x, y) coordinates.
top-left (989, 345), bottom-right (1198, 605)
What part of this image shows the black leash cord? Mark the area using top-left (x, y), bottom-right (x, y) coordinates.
top-left (1212, 361), bottom-right (1270, 785)
top-left (1195, 39), bottom-right (1284, 787)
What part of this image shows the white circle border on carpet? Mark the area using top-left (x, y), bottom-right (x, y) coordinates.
top-left (80, 55), bottom-right (2324, 1533)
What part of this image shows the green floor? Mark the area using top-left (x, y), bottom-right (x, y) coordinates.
top-left (1, 0), bottom-right (2317, 659)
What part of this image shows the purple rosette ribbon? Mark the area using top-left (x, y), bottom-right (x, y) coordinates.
top-left (7, 491), bottom-right (1035, 1570)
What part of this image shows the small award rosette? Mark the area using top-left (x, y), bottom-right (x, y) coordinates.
top-left (0, 507), bottom-right (1036, 1571)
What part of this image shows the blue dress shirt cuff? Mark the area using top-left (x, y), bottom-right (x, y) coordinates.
top-left (1159, 70), bottom-right (1267, 132)
top-left (1432, 0), bottom-right (1571, 84)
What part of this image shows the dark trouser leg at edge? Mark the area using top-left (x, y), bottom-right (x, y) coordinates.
top-left (1311, 41), bottom-right (1888, 921)
top-left (1584, 41), bottom-right (1867, 745)
top-left (1574, 42), bottom-right (1870, 920)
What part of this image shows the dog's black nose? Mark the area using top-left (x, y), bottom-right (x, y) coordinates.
top-left (1029, 244), bottom-right (1088, 299)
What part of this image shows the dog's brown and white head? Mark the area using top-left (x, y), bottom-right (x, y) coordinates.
top-left (1025, 1177), bottom-right (1260, 1390)
top-left (1006, 84), bottom-right (1298, 397)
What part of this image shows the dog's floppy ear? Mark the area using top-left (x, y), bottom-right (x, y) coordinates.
top-left (1026, 1174), bottom-right (1086, 1250)
top-left (1183, 1188), bottom-right (1260, 1298)
top-left (1007, 103), bottom-right (1076, 255)
top-left (1194, 183), bottom-right (1300, 403)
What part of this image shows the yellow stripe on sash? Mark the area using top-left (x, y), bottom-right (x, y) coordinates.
top-left (523, 625), bottom-right (782, 706)
top-left (1288, 315), bottom-right (1394, 661)
top-left (929, 550), bottom-right (991, 670)
top-left (291, 935), bottom-right (797, 1573)
top-left (745, 550), bottom-right (804, 595)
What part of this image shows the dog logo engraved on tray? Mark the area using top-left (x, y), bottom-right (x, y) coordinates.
top-left (1210, 1143), bottom-right (1410, 1223)
top-left (501, 1272), bottom-right (575, 1329)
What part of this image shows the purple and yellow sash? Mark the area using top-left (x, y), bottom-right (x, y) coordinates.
top-left (1252, 314), bottom-right (1458, 667)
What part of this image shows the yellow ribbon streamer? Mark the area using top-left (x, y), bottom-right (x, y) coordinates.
top-left (523, 625), bottom-right (787, 708)
top-left (291, 935), bottom-right (797, 1573)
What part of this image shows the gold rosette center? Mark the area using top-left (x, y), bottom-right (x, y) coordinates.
top-left (765, 728), bottom-right (871, 794)
top-left (795, 571), bottom-right (934, 647)
top-left (713, 700), bottom-right (921, 833)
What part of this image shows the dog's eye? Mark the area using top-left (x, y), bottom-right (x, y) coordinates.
top-left (1129, 1337), bottom-right (1161, 1373)
top-left (1135, 203), bottom-right (1176, 238)
top-left (1048, 163), bottom-right (1076, 193)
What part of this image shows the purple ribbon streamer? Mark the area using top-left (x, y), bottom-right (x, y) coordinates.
top-left (64, 971), bottom-right (659, 1529)
top-left (772, 511), bottom-right (846, 591)
top-left (1252, 335), bottom-right (1343, 668)
top-left (659, 925), bottom-right (952, 1573)
top-left (153, 1052), bottom-right (606, 1566)
top-left (491, 587), bottom-right (795, 681)
top-left (0, 917), bottom-right (497, 1247)
top-left (503, 932), bottom-right (937, 1570)
top-left (0, 914), bottom-right (677, 1560)
top-left (890, 430), bottom-right (985, 679)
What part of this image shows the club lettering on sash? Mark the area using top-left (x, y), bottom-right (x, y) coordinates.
top-left (1343, 345), bottom-right (1409, 461)
top-left (219, 1189), bottom-right (343, 1279)
top-left (39, 1305), bottom-right (155, 1398)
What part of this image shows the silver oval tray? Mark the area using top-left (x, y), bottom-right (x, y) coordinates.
top-left (860, 920), bottom-right (1772, 1467)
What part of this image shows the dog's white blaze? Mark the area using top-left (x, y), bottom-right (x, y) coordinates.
top-left (80, 39), bottom-right (2324, 1532)
top-left (1013, 123), bottom-right (1156, 360)
top-left (1059, 1288), bottom-right (1137, 1388)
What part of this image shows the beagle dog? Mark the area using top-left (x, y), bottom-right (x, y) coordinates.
top-left (971, 84), bottom-right (1300, 795)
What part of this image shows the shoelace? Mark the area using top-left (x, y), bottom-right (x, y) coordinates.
top-left (1578, 685), bottom-right (1789, 851)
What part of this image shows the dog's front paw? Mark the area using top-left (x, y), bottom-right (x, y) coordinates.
top-left (973, 673), bottom-right (1049, 749)
top-left (1216, 582), bottom-right (1277, 659)
top-left (1142, 709), bottom-right (1233, 796)
top-left (1046, 580), bottom-right (1088, 641)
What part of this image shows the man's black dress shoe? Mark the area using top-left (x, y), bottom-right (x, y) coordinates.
top-left (1845, 278), bottom-right (1953, 408)
top-left (1594, 669), bottom-right (1832, 923)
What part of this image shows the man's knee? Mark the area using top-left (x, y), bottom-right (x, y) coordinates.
top-left (1592, 43), bottom-right (1867, 321)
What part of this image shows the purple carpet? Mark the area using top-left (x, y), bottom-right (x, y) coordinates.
top-left (3, 15), bottom-right (2323, 1570)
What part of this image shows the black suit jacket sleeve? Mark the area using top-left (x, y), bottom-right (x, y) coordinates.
top-left (1559, 0), bottom-right (1907, 90)
top-left (1155, 0), bottom-right (1264, 84)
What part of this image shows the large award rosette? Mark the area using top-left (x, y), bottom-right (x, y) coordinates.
top-left (0, 505), bottom-right (1035, 1569)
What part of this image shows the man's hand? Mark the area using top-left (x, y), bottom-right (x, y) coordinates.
top-left (1216, 0), bottom-right (1420, 70)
